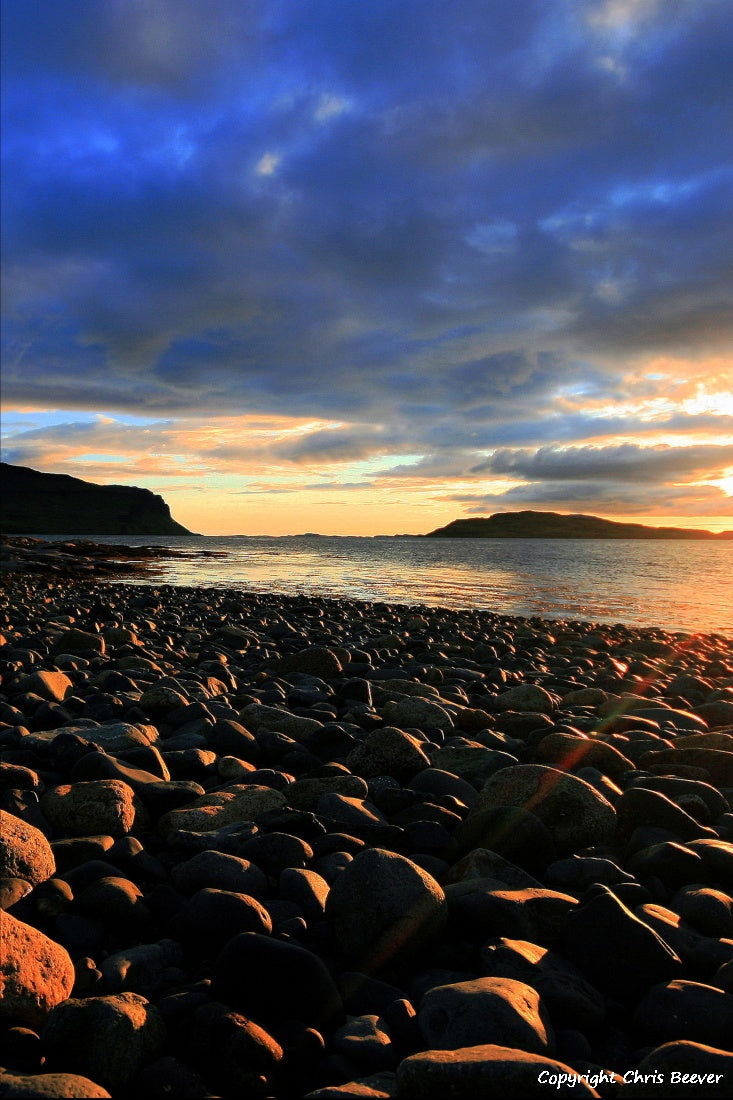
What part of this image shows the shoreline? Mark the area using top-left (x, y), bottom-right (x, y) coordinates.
top-left (1, 573), bottom-right (733, 1096)
top-left (2, 533), bottom-right (730, 642)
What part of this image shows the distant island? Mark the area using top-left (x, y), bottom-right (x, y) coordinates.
top-left (0, 462), bottom-right (193, 536)
top-left (424, 510), bottom-right (733, 540)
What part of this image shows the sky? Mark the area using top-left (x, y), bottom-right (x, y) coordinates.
top-left (1, 0), bottom-right (732, 536)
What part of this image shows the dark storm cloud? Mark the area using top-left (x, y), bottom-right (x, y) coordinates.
top-left (2, 0), bottom-right (732, 443)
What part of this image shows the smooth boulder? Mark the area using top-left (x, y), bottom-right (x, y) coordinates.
top-left (0, 912), bottom-right (75, 1028)
top-left (325, 848), bottom-right (447, 974)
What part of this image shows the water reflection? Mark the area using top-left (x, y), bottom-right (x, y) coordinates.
top-left (66, 533), bottom-right (733, 636)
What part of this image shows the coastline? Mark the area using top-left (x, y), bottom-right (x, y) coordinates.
top-left (1, 567), bottom-right (733, 1096)
top-left (3, 533), bottom-right (731, 639)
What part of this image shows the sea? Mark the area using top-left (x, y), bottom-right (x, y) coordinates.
top-left (44, 534), bottom-right (733, 638)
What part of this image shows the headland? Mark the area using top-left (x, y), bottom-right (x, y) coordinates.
top-left (425, 510), bottom-right (733, 539)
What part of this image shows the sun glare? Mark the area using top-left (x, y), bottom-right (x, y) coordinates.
top-left (716, 473), bottom-right (733, 497)
top-left (681, 390), bottom-right (733, 417)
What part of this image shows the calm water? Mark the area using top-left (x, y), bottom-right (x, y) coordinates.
top-left (49, 534), bottom-right (733, 637)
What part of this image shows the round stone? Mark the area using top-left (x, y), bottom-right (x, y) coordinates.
top-left (325, 847), bottom-right (447, 974)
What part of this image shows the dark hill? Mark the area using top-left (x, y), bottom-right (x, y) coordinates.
top-left (0, 463), bottom-right (193, 536)
top-left (424, 510), bottom-right (732, 540)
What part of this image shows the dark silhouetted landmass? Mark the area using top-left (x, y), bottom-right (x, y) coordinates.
top-left (424, 510), bottom-right (733, 540)
top-left (0, 463), bottom-right (193, 535)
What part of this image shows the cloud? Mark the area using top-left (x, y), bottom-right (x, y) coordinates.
top-left (470, 443), bottom-right (733, 482)
top-left (274, 427), bottom-right (385, 465)
top-left (449, 482), bottom-right (733, 519)
top-left (1, 0), bottom-right (732, 529)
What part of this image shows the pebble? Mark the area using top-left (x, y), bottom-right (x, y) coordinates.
top-left (0, 562), bottom-right (732, 1093)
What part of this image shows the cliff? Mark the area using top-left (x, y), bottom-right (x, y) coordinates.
top-left (424, 510), bottom-right (732, 540)
top-left (0, 463), bottom-right (193, 536)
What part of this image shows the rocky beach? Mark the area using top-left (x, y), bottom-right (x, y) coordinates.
top-left (1, 540), bottom-right (733, 1098)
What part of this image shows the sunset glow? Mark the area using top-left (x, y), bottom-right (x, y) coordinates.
top-left (2, 1), bottom-right (731, 535)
